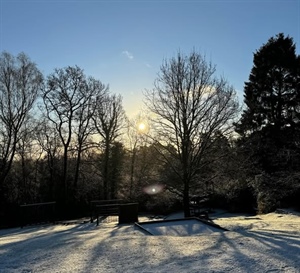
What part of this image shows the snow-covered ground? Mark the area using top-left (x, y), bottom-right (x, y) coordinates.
top-left (0, 209), bottom-right (300, 273)
top-left (136, 218), bottom-right (225, 236)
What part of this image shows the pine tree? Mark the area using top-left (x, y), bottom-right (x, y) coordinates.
top-left (236, 33), bottom-right (300, 135)
top-left (235, 34), bottom-right (300, 212)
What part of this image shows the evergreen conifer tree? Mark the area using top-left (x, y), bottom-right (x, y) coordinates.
top-left (235, 33), bottom-right (300, 211)
top-left (236, 33), bottom-right (300, 135)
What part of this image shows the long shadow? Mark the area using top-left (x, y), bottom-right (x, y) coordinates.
top-left (83, 224), bottom-right (192, 272)
top-left (83, 221), bottom-right (300, 272)
top-left (200, 227), bottom-right (300, 272)
top-left (247, 229), bottom-right (300, 268)
top-left (0, 222), bottom-right (100, 272)
top-left (82, 218), bottom-right (229, 272)
top-left (1, 219), bottom-right (300, 272)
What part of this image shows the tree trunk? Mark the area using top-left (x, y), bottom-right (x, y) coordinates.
top-left (183, 175), bottom-right (191, 217)
top-left (129, 148), bottom-right (136, 200)
top-left (103, 141), bottom-right (110, 199)
top-left (63, 146), bottom-right (68, 202)
top-left (74, 144), bottom-right (82, 190)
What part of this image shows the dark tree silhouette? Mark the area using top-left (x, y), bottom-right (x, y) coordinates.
top-left (0, 52), bottom-right (42, 197)
top-left (236, 33), bottom-right (300, 135)
top-left (93, 94), bottom-right (126, 199)
top-left (42, 66), bottom-right (107, 201)
top-left (236, 33), bottom-right (300, 172)
top-left (235, 33), bottom-right (300, 212)
top-left (146, 51), bottom-right (239, 217)
top-left (35, 118), bottom-right (61, 200)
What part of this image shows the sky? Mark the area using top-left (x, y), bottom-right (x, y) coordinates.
top-left (0, 0), bottom-right (299, 117)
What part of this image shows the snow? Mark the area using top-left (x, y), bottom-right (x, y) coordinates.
top-left (0, 210), bottom-right (300, 273)
top-left (136, 218), bottom-right (224, 236)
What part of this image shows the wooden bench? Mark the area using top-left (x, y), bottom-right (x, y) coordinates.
top-left (90, 200), bottom-right (138, 225)
top-left (189, 195), bottom-right (211, 219)
top-left (90, 199), bottom-right (123, 225)
top-left (20, 201), bottom-right (56, 228)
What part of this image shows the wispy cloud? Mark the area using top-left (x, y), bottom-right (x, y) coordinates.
top-left (122, 50), bottom-right (134, 60)
top-left (145, 62), bottom-right (151, 68)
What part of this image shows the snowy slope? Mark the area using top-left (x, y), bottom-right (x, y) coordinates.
top-left (0, 211), bottom-right (300, 273)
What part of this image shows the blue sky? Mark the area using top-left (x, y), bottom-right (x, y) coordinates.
top-left (0, 0), bottom-right (299, 117)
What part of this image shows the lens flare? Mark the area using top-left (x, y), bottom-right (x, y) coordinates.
top-left (143, 184), bottom-right (165, 195)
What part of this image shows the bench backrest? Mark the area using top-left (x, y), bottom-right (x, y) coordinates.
top-left (90, 199), bottom-right (123, 206)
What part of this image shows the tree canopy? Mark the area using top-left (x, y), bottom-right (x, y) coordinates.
top-left (236, 33), bottom-right (300, 135)
top-left (0, 52), bottom-right (43, 188)
top-left (235, 33), bottom-right (300, 213)
top-left (146, 50), bottom-right (239, 217)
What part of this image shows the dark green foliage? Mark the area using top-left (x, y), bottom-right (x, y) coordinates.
top-left (236, 33), bottom-right (300, 213)
top-left (252, 172), bottom-right (300, 214)
top-left (236, 33), bottom-right (300, 134)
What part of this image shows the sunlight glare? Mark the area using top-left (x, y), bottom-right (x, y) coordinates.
top-left (138, 122), bottom-right (146, 131)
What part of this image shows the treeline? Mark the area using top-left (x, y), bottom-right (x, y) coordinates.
top-left (1, 33), bottom-right (299, 227)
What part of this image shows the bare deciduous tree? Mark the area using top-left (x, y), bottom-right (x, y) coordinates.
top-left (35, 117), bottom-right (62, 200)
top-left (42, 66), bottom-right (107, 201)
top-left (125, 114), bottom-right (149, 200)
top-left (145, 51), bottom-right (239, 217)
top-left (93, 94), bottom-right (126, 199)
top-left (72, 77), bottom-right (108, 190)
top-left (14, 117), bottom-right (42, 203)
top-left (0, 52), bottom-right (42, 193)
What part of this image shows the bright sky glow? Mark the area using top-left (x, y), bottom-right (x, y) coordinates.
top-left (0, 0), bottom-right (299, 117)
top-left (138, 122), bottom-right (146, 131)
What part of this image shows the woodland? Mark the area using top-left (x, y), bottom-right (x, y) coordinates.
top-left (0, 33), bottom-right (299, 227)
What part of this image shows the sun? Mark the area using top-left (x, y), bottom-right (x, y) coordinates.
top-left (138, 122), bottom-right (146, 131)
